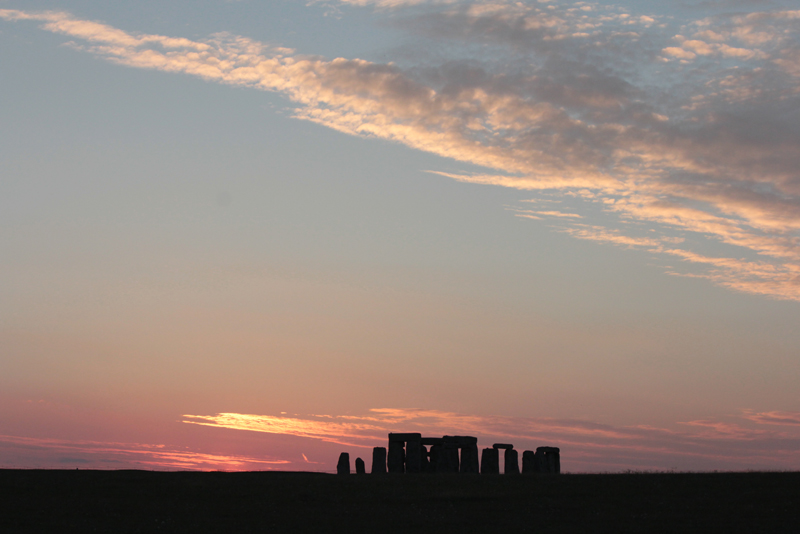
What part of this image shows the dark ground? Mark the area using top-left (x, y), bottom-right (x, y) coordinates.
top-left (1, 470), bottom-right (798, 533)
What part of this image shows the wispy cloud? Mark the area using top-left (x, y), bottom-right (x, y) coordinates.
top-left (0, 434), bottom-right (290, 471)
top-left (183, 413), bottom-right (388, 448)
top-left (560, 224), bottom-right (671, 249)
top-left (518, 209), bottom-right (583, 219)
top-left (2, 2), bottom-right (799, 300)
top-left (743, 410), bottom-right (800, 426)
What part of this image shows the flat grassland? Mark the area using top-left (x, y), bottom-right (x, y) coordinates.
top-left (1, 470), bottom-right (798, 533)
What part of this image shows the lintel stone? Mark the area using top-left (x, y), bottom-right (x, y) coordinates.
top-left (389, 433), bottom-right (422, 442)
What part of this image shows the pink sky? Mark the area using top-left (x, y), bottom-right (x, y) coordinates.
top-left (2, 1), bottom-right (799, 473)
top-left (4, 398), bottom-right (799, 472)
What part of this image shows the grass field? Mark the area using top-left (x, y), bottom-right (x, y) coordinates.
top-left (2, 469), bottom-right (798, 533)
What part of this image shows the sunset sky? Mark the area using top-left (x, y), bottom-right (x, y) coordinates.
top-left (2, 0), bottom-right (800, 473)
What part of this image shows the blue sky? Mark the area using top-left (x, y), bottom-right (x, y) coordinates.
top-left (2, 0), bottom-right (800, 472)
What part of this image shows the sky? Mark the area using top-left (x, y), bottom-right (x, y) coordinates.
top-left (1, 0), bottom-right (799, 473)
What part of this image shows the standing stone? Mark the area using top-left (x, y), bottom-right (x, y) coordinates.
top-left (406, 440), bottom-right (422, 473)
top-left (451, 437), bottom-right (479, 474)
top-left (504, 448), bottom-right (520, 475)
top-left (459, 443), bottom-right (479, 474)
top-left (547, 452), bottom-right (556, 474)
top-left (337, 452), bottom-right (350, 475)
top-left (468, 443), bottom-right (480, 473)
top-left (420, 445), bottom-right (431, 473)
top-left (480, 448), bottom-right (499, 474)
top-left (429, 444), bottom-right (442, 472)
top-left (459, 444), bottom-right (472, 474)
top-left (440, 437), bottom-right (462, 473)
top-left (536, 447), bottom-right (561, 474)
top-left (522, 450), bottom-right (535, 474)
top-left (355, 457), bottom-right (365, 474)
top-left (371, 447), bottom-right (387, 474)
top-left (552, 449), bottom-right (561, 474)
top-left (388, 440), bottom-right (405, 473)
top-left (439, 445), bottom-right (460, 473)
top-left (534, 448), bottom-right (546, 473)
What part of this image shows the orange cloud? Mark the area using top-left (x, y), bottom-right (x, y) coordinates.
top-left (180, 408), bottom-right (800, 472)
top-left (559, 224), bottom-right (668, 249)
top-left (182, 413), bottom-right (387, 448)
top-left (6, 406), bottom-right (799, 472)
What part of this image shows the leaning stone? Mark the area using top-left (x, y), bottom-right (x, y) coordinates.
top-left (480, 448), bottom-right (499, 474)
top-left (522, 450), bottom-right (535, 474)
top-left (371, 447), bottom-right (387, 474)
top-left (355, 457), bottom-right (365, 474)
top-left (337, 452), bottom-right (350, 475)
top-left (504, 448), bottom-right (520, 475)
top-left (406, 440), bottom-right (422, 473)
top-left (388, 440), bottom-right (405, 473)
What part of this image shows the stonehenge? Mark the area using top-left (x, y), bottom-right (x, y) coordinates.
top-left (343, 434), bottom-right (560, 476)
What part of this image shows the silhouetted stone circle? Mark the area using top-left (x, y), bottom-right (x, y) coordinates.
top-left (339, 435), bottom-right (560, 476)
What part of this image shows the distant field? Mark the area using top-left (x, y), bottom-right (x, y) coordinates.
top-left (1, 470), bottom-right (798, 533)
